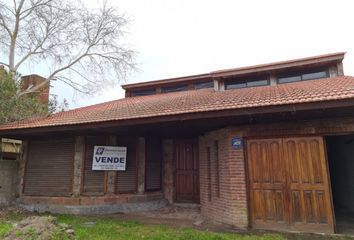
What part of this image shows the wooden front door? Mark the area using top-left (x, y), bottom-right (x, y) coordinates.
top-left (247, 137), bottom-right (334, 233)
top-left (175, 139), bottom-right (200, 203)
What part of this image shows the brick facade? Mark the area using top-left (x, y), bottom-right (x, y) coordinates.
top-left (199, 127), bottom-right (248, 228)
top-left (17, 130), bottom-right (249, 226)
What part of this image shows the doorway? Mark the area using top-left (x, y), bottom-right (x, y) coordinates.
top-left (326, 135), bottom-right (354, 234)
top-left (247, 136), bottom-right (334, 233)
top-left (175, 139), bottom-right (200, 203)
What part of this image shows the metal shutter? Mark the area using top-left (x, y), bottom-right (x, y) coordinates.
top-left (116, 137), bottom-right (137, 193)
top-left (83, 136), bottom-right (106, 195)
top-left (24, 138), bottom-right (74, 196)
top-left (145, 137), bottom-right (162, 191)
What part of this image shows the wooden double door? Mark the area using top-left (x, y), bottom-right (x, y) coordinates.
top-left (175, 139), bottom-right (200, 203)
top-left (247, 137), bottom-right (334, 233)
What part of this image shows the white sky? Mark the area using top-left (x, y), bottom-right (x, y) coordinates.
top-left (44, 0), bottom-right (354, 108)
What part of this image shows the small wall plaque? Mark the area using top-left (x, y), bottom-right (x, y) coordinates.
top-left (231, 137), bottom-right (243, 149)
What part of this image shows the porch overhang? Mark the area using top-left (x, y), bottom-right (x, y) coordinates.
top-left (2, 98), bottom-right (354, 139)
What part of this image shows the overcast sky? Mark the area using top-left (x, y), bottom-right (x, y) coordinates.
top-left (51, 0), bottom-right (354, 108)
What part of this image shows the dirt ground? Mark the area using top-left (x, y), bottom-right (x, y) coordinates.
top-left (107, 204), bottom-right (354, 240)
top-left (1, 205), bottom-right (353, 240)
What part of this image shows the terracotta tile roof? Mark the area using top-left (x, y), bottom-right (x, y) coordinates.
top-left (1, 76), bottom-right (354, 131)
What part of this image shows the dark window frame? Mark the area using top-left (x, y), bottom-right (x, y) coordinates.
top-left (131, 88), bottom-right (156, 97)
top-left (225, 75), bottom-right (270, 90)
top-left (207, 146), bottom-right (212, 201)
top-left (194, 80), bottom-right (214, 90)
top-left (277, 68), bottom-right (329, 84)
top-left (162, 84), bottom-right (188, 93)
top-left (214, 140), bottom-right (220, 198)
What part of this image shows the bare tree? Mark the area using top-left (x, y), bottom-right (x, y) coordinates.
top-left (0, 0), bottom-right (135, 96)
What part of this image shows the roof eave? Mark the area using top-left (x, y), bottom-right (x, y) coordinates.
top-left (211, 52), bottom-right (346, 78)
top-left (2, 97), bottom-right (354, 138)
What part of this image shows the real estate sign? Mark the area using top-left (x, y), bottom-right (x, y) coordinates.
top-left (92, 146), bottom-right (127, 171)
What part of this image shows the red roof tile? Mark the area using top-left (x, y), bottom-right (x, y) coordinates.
top-left (1, 76), bottom-right (354, 131)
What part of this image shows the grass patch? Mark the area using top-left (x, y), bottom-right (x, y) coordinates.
top-left (2, 212), bottom-right (351, 240)
top-left (55, 214), bottom-right (283, 240)
top-left (0, 222), bottom-right (13, 239)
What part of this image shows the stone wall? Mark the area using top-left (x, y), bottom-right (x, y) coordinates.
top-left (0, 160), bottom-right (18, 206)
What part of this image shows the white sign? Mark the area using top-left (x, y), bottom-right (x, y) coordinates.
top-left (92, 146), bottom-right (127, 171)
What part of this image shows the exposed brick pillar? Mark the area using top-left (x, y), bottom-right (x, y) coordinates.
top-left (227, 129), bottom-right (248, 227)
top-left (72, 136), bottom-right (85, 197)
top-left (106, 136), bottom-right (117, 195)
top-left (137, 137), bottom-right (146, 194)
top-left (18, 140), bottom-right (28, 198)
top-left (162, 139), bottom-right (174, 203)
top-left (199, 128), bottom-right (248, 229)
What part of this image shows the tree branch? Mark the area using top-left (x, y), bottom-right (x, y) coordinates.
top-left (1, 0), bottom-right (135, 97)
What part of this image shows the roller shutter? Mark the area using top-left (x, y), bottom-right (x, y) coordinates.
top-left (83, 136), bottom-right (106, 195)
top-left (24, 138), bottom-right (74, 196)
top-left (145, 137), bottom-right (162, 191)
top-left (116, 137), bottom-right (137, 193)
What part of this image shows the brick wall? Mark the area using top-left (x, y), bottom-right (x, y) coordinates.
top-left (21, 75), bottom-right (50, 105)
top-left (199, 127), bottom-right (248, 228)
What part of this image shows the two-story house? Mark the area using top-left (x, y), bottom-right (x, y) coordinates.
top-left (1, 52), bottom-right (354, 234)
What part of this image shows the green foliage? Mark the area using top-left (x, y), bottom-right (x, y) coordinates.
top-left (0, 222), bottom-right (13, 238)
top-left (0, 72), bottom-right (49, 124)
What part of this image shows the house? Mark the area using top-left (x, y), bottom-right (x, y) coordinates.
top-left (0, 52), bottom-right (353, 234)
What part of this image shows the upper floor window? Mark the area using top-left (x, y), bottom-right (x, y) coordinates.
top-left (131, 88), bottom-right (156, 96)
top-left (162, 84), bottom-right (188, 93)
top-left (277, 69), bottom-right (329, 84)
top-left (194, 81), bottom-right (213, 90)
top-left (225, 76), bottom-right (269, 90)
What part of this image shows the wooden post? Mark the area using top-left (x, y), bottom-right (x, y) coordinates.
top-left (18, 140), bottom-right (28, 197)
top-left (137, 137), bottom-right (146, 194)
top-left (162, 139), bottom-right (175, 203)
top-left (214, 78), bottom-right (224, 91)
top-left (106, 136), bottom-right (117, 195)
top-left (72, 136), bottom-right (85, 197)
top-left (337, 62), bottom-right (344, 76)
top-left (269, 73), bottom-right (277, 86)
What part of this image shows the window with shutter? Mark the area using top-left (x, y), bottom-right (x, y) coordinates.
top-left (24, 138), bottom-right (74, 196)
top-left (83, 136), bottom-right (106, 195)
top-left (145, 137), bottom-right (162, 191)
top-left (115, 137), bottom-right (138, 193)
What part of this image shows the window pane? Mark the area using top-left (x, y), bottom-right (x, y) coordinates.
top-left (278, 75), bottom-right (301, 84)
top-left (162, 85), bottom-right (188, 93)
top-left (132, 88), bottom-right (156, 96)
top-left (194, 81), bottom-right (213, 89)
top-left (302, 71), bottom-right (328, 81)
top-left (225, 82), bottom-right (247, 89)
top-left (246, 80), bottom-right (269, 87)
